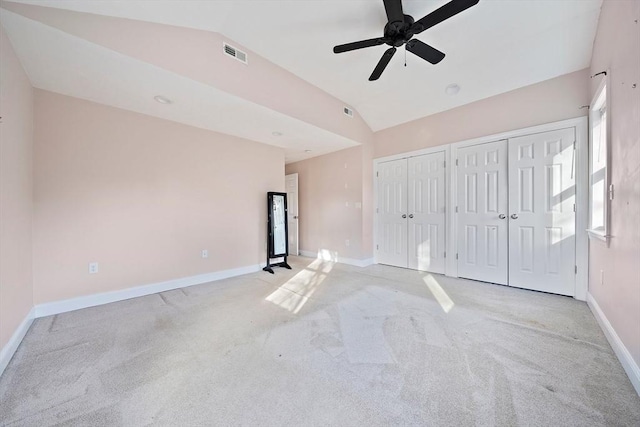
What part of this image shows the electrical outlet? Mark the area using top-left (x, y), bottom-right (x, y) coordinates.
top-left (345, 239), bottom-right (350, 247)
top-left (201, 249), bottom-right (209, 259)
top-left (88, 262), bottom-right (99, 274)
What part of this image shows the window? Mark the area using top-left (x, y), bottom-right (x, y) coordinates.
top-left (588, 75), bottom-right (610, 244)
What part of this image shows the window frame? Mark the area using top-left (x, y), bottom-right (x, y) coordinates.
top-left (587, 73), bottom-right (611, 245)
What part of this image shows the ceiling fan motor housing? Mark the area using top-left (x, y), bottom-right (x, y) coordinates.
top-left (384, 14), bottom-right (415, 46)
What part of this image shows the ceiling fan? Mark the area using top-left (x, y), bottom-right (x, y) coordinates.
top-left (333, 0), bottom-right (479, 81)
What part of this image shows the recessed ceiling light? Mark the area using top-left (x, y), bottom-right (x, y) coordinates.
top-left (272, 131), bottom-right (283, 136)
top-left (304, 150), bottom-right (312, 153)
top-left (445, 84), bottom-right (460, 96)
top-left (154, 95), bottom-right (172, 104)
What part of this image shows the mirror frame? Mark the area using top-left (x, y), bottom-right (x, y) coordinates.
top-left (267, 191), bottom-right (289, 258)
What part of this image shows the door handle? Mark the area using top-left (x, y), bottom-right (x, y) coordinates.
top-left (294, 216), bottom-right (298, 219)
top-left (408, 214), bottom-right (414, 219)
top-left (402, 214), bottom-right (407, 219)
top-left (511, 214), bottom-right (519, 219)
top-left (499, 214), bottom-right (506, 219)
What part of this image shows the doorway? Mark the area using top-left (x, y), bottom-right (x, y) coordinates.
top-left (285, 173), bottom-right (299, 256)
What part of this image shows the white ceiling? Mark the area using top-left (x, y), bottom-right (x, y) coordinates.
top-left (7, 0), bottom-right (603, 132)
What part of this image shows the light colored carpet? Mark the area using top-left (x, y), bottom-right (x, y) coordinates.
top-left (1, 256), bottom-right (638, 426)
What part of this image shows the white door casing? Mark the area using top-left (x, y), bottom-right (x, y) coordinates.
top-left (285, 173), bottom-right (299, 256)
top-left (456, 140), bottom-right (509, 285)
top-left (377, 159), bottom-right (408, 268)
top-left (408, 152), bottom-right (446, 273)
top-left (508, 128), bottom-right (576, 296)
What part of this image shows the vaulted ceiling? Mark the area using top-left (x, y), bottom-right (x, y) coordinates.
top-left (1, 0), bottom-right (602, 162)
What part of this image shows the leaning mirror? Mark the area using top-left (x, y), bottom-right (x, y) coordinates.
top-left (263, 192), bottom-right (291, 274)
top-left (271, 193), bottom-right (287, 257)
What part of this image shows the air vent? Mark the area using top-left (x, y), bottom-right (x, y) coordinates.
top-left (223, 42), bottom-right (248, 64)
top-left (343, 106), bottom-right (354, 118)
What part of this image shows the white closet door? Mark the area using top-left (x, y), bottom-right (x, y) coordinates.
top-left (457, 140), bottom-right (509, 285)
top-left (377, 159), bottom-right (408, 268)
top-left (408, 152), bottom-right (446, 273)
top-left (508, 128), bottom-right (576, 296)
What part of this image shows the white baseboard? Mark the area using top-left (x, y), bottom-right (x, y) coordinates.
top-left (587, 292), bottom-right (640, 396)
top-left (0, 307), bottom-right (35, 378)
top-left (356, 258), bottom-right (375, 267)
top-left (299, 250), bottom-right (320, 259)
top-left (35, 263), bottom-right (262, 318)
top-left (299, 250), bottom-right (374, 268)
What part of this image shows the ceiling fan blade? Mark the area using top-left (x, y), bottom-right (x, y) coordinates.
top-left (369, 47), bottom-right (397, 81)
top-left (411, 0), bottom-right (479, 34)
top-left (333, 38), bottom-right (388, 54)
top-left (406, 39), bottom-right (445, 64)
top-left (383, 0), bottom-right (404, 24)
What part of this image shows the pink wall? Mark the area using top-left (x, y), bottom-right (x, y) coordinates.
top-left (285, 146), bottom-right (370, 261)
top-left (2, 1), bottom-right (373, 146)
top-left (588, 0), bottom-right (640, 368)
top-left (374, 69), bottom-right (589, 158)
top-left (33, 90), bottom-right (284, 304)
top-left (0, 25), bottom-right (34, 351)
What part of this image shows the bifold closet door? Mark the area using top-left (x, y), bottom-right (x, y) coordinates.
top-left (408, 153), bottom-right (446, 273)
top-left (508, 128), bottom-right (576, 296)
top-left (377, 159), bottom-right (408, 268)
top-left (457, 140), bottom-right (509, 285)
top-left (377, 153), bottom-right (446, 272)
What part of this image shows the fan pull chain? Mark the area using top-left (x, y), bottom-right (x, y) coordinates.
top-left (404, 45), bottom-right (407, 67)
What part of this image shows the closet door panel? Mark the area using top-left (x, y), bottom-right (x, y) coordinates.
top-left (508, 128), bottom-right (576, 296)
top-left (456, 140), bottom-right (509, 285)
top-left (377, 159), bottom-right (408, 268)
top-left (408, 152), bottom-right (446, 273)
